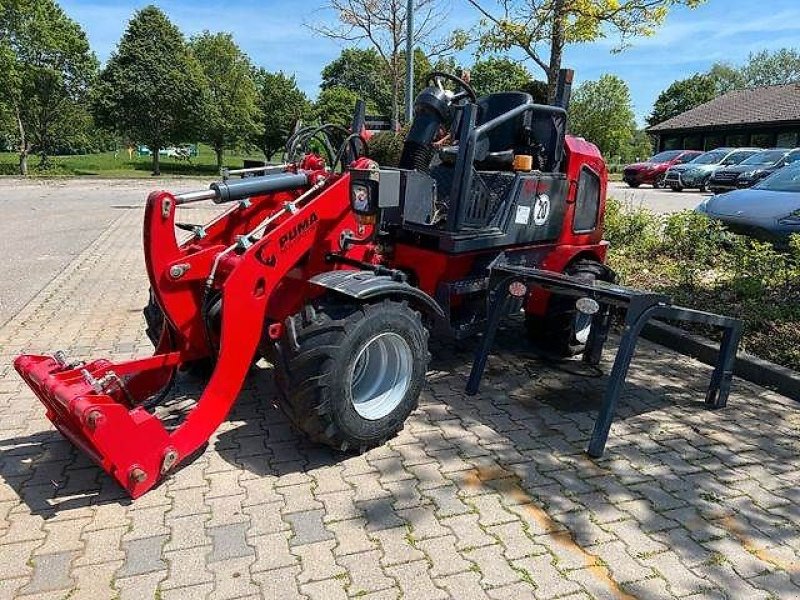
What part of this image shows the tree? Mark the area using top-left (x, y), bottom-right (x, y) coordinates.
top-left (92, 5), bottom-right (206, 175)
top-left (191, 31), bottom-right (260, 170)
top-left (0, 0), bottom-right (98, 174)
top-left (465, 0), bottom-right (705, 101)
top-left (707, 62), bottom-right (744, 94)
top-left (321, 48), bottom-right (391, 115)
top-left (253, 69), bottom-right (311, 160)
top-left (629, 129), bottom-right (654, 162)
top-left (315, 86), bottom-right (359, 126)
top-left (470, 56), bottom-right (532, 95)
top-left (740, 48), bottom-right (800, 87)
top-left (647, 73), bottom-right (717, 127)
top-left (320, 46), bottom-right (433, 118)
top-left (310, 0), bottom-right (463, 125)
top-left (569, 74), bottom-right (636, 161)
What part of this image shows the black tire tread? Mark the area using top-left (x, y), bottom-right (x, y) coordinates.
top-left (525, 259), bottom-right (613, 357)
top-left (271, 298), bottom-right (428, 452)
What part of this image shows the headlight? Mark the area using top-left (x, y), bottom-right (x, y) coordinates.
top-left (349, 169), bottom-right (380, 220)
top-left (351, 183), bottom-right (371, 212)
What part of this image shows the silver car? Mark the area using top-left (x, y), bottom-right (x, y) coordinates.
top-left (664, 148), bottom-right (760, 192)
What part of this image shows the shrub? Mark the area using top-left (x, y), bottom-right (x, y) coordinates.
top-left (605, 196), bottom-right (800, 371)
top-left (368, 128), bottom-right (407, 167)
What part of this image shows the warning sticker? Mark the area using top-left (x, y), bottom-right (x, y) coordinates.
top-left (515, 205), bottom-right (531, 225)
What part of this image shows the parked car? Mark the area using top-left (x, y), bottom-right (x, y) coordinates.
top-left (696, 161), bottom-right (800, 242)
top-left (664, 148), bottom-right (760, 192)
top-left (708, 148), bottom-right (800, 194)
top-left (622, 150), bottom-right (703, 188)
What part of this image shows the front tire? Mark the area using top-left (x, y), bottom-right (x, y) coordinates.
top-left (270, 299), bottom-right (429, 452)
top-left (525, 260), bottom-right (614, 357)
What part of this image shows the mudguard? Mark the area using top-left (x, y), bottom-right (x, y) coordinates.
top-left (310, 270), bottom-right (445, 321)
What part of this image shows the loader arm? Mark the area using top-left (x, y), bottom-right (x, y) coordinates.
top-left (15, 169), bottom-right (370, 498)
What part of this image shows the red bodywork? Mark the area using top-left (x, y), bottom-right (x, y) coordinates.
top-left (15, 136), bottom-right (608, 498)
top-left (622, 150), bottom-right (702, 187)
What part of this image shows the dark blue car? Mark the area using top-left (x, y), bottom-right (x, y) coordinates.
top-left (696, 162), bottom-right (800, 242)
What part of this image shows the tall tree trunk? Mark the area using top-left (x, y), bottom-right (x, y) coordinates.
top-left (547, 0), bottom-right (566, 103)
top-left (215, 143), bottom-right (224, 171)
top-left (16, 108), bottom-right (28, 177)
top-left (151, 146), bottom-right (161, 176)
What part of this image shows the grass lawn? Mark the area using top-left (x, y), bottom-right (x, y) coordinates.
top-left (0, 144), bottom-right (269, 178)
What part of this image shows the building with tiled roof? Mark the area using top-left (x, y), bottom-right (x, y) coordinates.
top-left (647, 83), bottom-right (800, 151)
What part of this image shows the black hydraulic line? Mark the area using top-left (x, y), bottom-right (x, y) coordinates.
top-left (333, 133), bottom-right (369, 171)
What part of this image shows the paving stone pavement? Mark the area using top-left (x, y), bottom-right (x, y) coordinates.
top-left (1, 203), bottom-right (799, 600)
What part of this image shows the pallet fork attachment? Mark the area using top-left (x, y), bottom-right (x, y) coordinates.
top-left (467, 260), bottom-right (744, 458)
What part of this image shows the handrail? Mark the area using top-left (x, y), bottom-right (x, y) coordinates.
top-left (471, 102), bottom-right (566, 143)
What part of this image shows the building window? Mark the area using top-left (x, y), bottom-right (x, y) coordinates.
top-left (683, 135), bottom-right (702, 150)
top-left (663, 137), bottom-right (680, 150)
top-left (750, 132), bottom-right (775, 148)
top-left (725, 133), bottom-right (749, 147)
top-left (776, 132), bottom-right (799, 147)
top-left (704, 134), bottom-right (725, 150)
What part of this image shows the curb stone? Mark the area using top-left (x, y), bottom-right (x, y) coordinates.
top-left (642, 320), bottom-right (800, 402)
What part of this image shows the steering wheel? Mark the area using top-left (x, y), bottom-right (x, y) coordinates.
top-left (425, 71), bottom-right (477, 104)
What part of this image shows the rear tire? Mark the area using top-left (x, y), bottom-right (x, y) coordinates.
top-left (525, 260), bottom-right (614, 357)
top-left (653, 174), bottom-right (666, 189)
top-left (626, 181), bottom-right (640, 188)
top-left (143, 290), bottom-right (213, 378)
top-left (670, 184), bottom-right (683, 192)
top-left (270, 299), bottom-right (429, 452)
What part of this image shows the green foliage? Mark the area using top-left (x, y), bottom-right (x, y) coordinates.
top-left (648, 48), bottom-right (800, 127)
top-left (190, 31), bottom-right (260, 169)
top-left (470, 56), bottom-right (532, 95)
top-left (253, 69), bottom-right (311, 160)
top-left (321, 48), bottom-right (390, 115)
top-left (606, 197), bottom-right (800, 370)
top-left (569, 74), bottom-right (636, 161)
top-left (629, 129), bottom-right (654, 162)
top-left (0, 0), bottom-right (98, 173)
top-left (466, 0), bottom-right (706, 97)
top-left (368, 128), bottom-right (408, 167)
top-left (647, 73), bottom-right (718, 127)
top-left (320, 46), bottom-right (432, 122)
top-left (92, 5), bottom-right (207, 174)
top-left (311, 0), bottom-right (459, 124)
top-left (315, 86), bottom-right (359, 127)
top-left (741, 48), bottom-right (800, 87)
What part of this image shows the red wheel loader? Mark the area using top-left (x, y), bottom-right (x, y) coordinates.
top-left (14, 70), bottom-right (615, 498)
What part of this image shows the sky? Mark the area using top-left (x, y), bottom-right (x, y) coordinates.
top-left (59, 0), bottom-right (800, 125)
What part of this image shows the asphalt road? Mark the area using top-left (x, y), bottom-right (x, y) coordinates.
top-left (0, 178), bottom-right (207, 325)
top-left (608, 180), bottom-right (709, 214)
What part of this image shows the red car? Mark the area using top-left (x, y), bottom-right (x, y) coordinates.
top-left (623, 150), bottom-right (703, 188)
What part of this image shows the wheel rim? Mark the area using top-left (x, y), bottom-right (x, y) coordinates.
top-left (350, 332), bottom-right (413, 420)
top-left (574, 311), bottom-right (592, 345)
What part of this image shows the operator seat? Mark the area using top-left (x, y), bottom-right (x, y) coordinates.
top-left (440, 91), bottom-right (532, 170)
